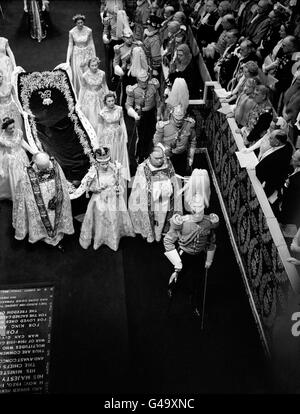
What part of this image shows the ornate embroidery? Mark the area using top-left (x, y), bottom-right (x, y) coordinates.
top-left (27, 160), bottom-right (63, 238)
top-left (18, 69), bottom-right (95, 162)
top-left (38, 90), bottom-right (53, 106)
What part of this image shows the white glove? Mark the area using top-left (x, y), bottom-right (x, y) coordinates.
top-left (205, 249), bottom-right (215, 269)
top-left (169, 271), bottom-right (178, 285)
top-left (103, 34), bottom-right (110, 44)
top-left (114, 65), bottom-right (124, 77)
top-left (127, 107), bottom-right (140, 121)
top-left (100, 12), bottom-right (104, 23)
top-left (164, 249), bottom-right (183, 271)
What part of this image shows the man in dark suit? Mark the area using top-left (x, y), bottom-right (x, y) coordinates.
top-left (237, 0), bottom-right (257, 36)
top-left (196, 0), bottom-right (219, 47)
top-left (279, 150), bottom-right (300, 228)
top-left (214, 29), bottom-right (240, 88)
top-left (255, 130), bottom-right (293, 199)
top-left (244, 0), bottom-right (272, 47)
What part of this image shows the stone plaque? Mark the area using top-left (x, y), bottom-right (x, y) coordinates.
top-left (0, 286), bottom-right (54, 394)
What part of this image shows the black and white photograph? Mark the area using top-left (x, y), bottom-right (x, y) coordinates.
top-left (0, 0), bottom-right (300, 398)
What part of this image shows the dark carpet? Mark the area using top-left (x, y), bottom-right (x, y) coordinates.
top-left (0, 1), bottom-right (275, 394)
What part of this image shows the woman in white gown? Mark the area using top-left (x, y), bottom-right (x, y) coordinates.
top-left (98, 93), bottom-right (130, 181)
top-left (66, 14), bottom-right (96, 97)
top-left (0, 37), bottom-right (16, 84)
top-left (70, 147), bottom-right (135, 251)
top-left (78, 57), bottom-right (109, 136)
top-left (0, 117), bottom-right (36, 201)
top-left (0, 70), bottom-right (23, 131)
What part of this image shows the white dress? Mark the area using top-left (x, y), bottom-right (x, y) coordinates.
top-left (98, 105), bottom-right (130, 181)
top-left (0, 37), bottom-right (14, 84)
top-left (78, 69), bottom-right (109, 136)
top-left (67, 26), bottom-right (96, 97)
top-left (70, 162), bottom-right (135, 251)
top-left (0, 129), bottom-right (29, 201)
top-left (0, 83), bottom-right (23, 131)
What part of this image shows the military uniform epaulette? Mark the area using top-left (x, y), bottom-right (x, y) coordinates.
top-left (184, 116), bottom-right (196, 125)
top-left (156, 120), bottom-right (169, 129)
top-left (113, 43), bottom-right (122, 52)
top-left (126, 84), bottom-right (138, 95)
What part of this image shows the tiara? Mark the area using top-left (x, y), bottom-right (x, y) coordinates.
top-left (95, 147), bottom-right (111, 162)
top-left (73, 13), bottom-right (86, 22)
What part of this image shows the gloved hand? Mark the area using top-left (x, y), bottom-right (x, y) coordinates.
top-left (205, 261), bottom-right (212, 269)
top-left (169, 271), bottom-right (178, 285)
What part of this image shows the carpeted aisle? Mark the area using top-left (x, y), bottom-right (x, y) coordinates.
top-left (121, 152), bottom-right (273, 393)
top-left (0, 1), bottom-right (275, 394)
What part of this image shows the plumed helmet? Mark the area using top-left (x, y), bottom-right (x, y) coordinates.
top-left (189, 193), bottom-right (205, 212)
top-left (172, 104), bottom-right (185, 120)
top-left (123, 27), bottom-right (133, 38)
top-left (137, 69), bottom-right (149, 82)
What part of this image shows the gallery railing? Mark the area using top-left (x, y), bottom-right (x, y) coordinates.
top-left (178, 9), bottom-right (300, 385)
top-left (195, 74), bottom-right (300, 388)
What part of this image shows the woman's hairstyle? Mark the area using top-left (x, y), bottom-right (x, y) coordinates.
top-left (103, 92), bottom-right (116, 105)
top-left (222, 14), bottom-right (236, 27)
top-left (73, 13), bottom-right (86, 23)
top-left (227, 28), bottom-right (239, 39)
top-left (219, 1), bottom-right (232, 14)
top-left (255, 84), bottom-right (269, 99)
top-left (2, 117), bottom-right (14, 130)
top-left (244, 60), bottom-right (259, 76)
top-left (244, 77), bottom-right (259, 91)
top-left (88, 57), bottom-right (100, 68)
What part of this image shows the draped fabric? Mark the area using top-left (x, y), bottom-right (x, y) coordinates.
top-left (26, 0), bottom-right (47, 42)
top-left (16, 68), bottom-right (95, 181)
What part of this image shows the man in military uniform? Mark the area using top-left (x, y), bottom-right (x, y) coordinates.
top-left (164, 195), bottom-right (219, 315)
top-left (134, 0), bottom-right (151, 41)
top-left (101, 0), bottom-right (127, 86)
top-left (113, 27), bottom-right (139, 105)
top-left (162, 20), bottom-right (181, 64)
top-left (159, 5), bottom-right (175, 44)
top-left (126, 69), bottom-right (161, 162)
top-left (143, 15), bottom-right (162, 78)
top-left (153, 104), bottom-right (196, 176)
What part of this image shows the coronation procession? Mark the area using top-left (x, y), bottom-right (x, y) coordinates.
top-left (0, 0), bottom-right (300, 396)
